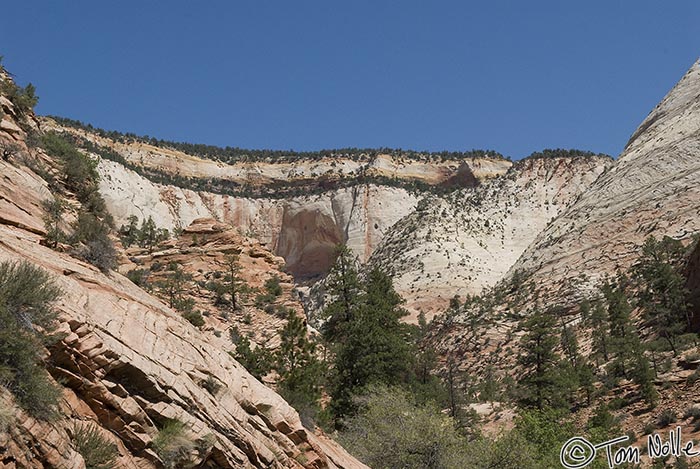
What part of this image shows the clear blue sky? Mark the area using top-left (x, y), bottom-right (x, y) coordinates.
top-left (1, 1), bottom-right (698, 159)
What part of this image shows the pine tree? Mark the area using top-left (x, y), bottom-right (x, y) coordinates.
top-left (601, 277), bottom-right (639, 378)
top-left (275, 310), bottom-right (323, 409)
top-left (230, 328), bottom-right (272, 380)
top-left (559, 315), bottom-right (579, 368)
top-left (223, 254), bottom-right (244, 311)
top-left (138, 216), bottom-right (158, 251)
top-left (518, 308), bottom-right (576, 410)
top-left (600, 277), bottom-right (657, 406)
top-left (158, 267), bottom-right (192, 309)
top-left (633, 236), bottom-right (690, 356)
top-left (322, 245), bottom-right (362, 343)
top-left (584, 299), bottom-right (610, 365)
top-left (119, 215), bottom-right (140, 248)
top-left (329, 267), bottom-right (416, 423)
top-left (631, 351), bottom-right (657, 407)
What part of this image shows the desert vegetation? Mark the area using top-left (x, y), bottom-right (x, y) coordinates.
top-left (39, 132), bottom-right (117, 272)
top-left (261, 234), bottom-right (698, 468)
top-left (0, 56), bottom-right (38, 121)
top-left (50, 115), bottom-right (507, 163)
top-left (0, 260), bottom-right (62, 420)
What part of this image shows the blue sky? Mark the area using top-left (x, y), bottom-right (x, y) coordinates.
top-left (1, 1), bottom-right (698, 159)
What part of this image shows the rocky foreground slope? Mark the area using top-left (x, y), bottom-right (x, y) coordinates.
top-left (369, 153), bottom-right (611, 320)
top-left (0, 75), bottom-right (364, 468)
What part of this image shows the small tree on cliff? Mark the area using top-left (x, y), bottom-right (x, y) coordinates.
top-left (275, 310), bottom-right (323, 418)
top-left (119, 215), bottom-right (140, 248)
top-left (600, 276), bottom-right (657, 406)
top-left (230, 327), bottom-right (272, 380)
top-left (0, 261), bottom-right (62, 419)
top-left (223, 254), bottom-right (244, 311)
top-left (601, 276), bottom-right (639, 378)
top-left (518, 308), bottom-right (578, 411)
top-left (208, 254), bottom-right (245, 312)
top-left (158, 266), bottom-right (192, 310)
top-left (321, 245), bottom-right (362, 343)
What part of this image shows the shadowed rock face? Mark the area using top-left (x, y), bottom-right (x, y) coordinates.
top-left (276, 207), bottom-right (343, 279)
top-left (439, 162), bottom-right (479, 190)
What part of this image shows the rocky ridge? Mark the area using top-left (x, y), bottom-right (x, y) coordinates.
top-left (0, 77), bottom-right (365, 468)
top-left (118, 217), bottom-right (305, 353)
top-left (44, 118), bottom-right (511, 279)
top-left (509, 59), bottom-right (700, 308)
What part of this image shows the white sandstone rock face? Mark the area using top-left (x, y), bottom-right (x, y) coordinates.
top-left (510, 59), bottom-right (700, 307)
top-left (47, 118), bottom-right (510, 278)
top-left (370, 156), bottom-right (612, 321)
top-left (0, 156), bottom-right (366, 469)
top-left (420, 60), bottom-right (700, 398)
top-left (98, 158), bottom-right (422, 278)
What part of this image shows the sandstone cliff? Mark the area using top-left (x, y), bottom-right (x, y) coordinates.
top-left (0, 74), bottom-right (365, 468)
top-left (422, 59), bottom-right (700, 401)
top-left (369, 153), bottom-right (612, 320)
top-left (507, 59), bottom-right (700, 308)
top-left (97, 157), bottom-right (423, 279)
top-left (43, 118), bottom-right (511, 280)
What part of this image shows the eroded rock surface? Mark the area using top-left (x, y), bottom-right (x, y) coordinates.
top-left (510, 59), bottom-right (700, 307)
top-left (369, 155), bottom-right (611, 320)
top-left (0, 74), bottom-right (365, 467)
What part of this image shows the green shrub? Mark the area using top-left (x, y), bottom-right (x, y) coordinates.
top-left (657, 409), bottom-right (678, 427)
top-left (683, 406), bottom-right (700, 421)
top-left (202, 375), bottom-right (220, 395)
top-left (126, 268), bottom-right (151, 289)
top-left (152, 419), bottom-right (195, 469)
top-left (255, 292), bottom-right (276, 307)
top-left (230, 330), bottom-right (272, 380)
top-left (76, 236), bottom-right (117, 274)
top-left (0, 75), bottom-right (38, 118)
top-left (0, 261), bottom-right (62, 419)
top-left (0, 398), bottom-right (14, 432)
top-left (339, 385), bottom-right (470, 469)
top-left (73, 423), bottom-right (119, 469)
top-left (41, 132), bottom-right (99, 204)
top-left (643, 423), bottom-right (655, 435)
top-left (264, 275), bottom-right (283, 297)
top-left (40, 133), bottom-right (116, 273)
top-left (42, 198), bottom-right (67, 248)
top-left (183, 310), bottom-right (204, 328)
top-left (173, 297), bottom-right (196, 314)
